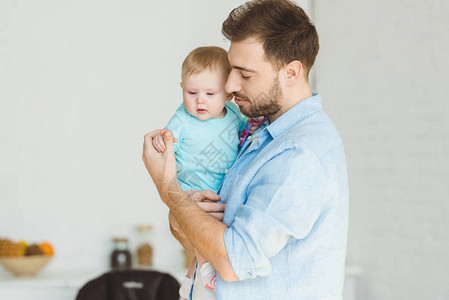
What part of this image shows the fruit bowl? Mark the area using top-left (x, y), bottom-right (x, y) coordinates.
top-left (0, 255), bottom-right (52, 277)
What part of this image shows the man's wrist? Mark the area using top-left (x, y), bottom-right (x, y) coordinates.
top-left (165, 181), bottom-right (196, 209)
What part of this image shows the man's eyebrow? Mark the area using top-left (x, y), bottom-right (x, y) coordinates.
top-left (226, 56), bottom-right (256, 73)
top-left (232, 65), bottom-right (257, 73)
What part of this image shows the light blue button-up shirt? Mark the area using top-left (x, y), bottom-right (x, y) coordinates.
top-left (216, 93), bottom-right (348, 300)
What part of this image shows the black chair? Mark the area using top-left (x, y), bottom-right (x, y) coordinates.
top-left (76, 269), bottom-right (180, 300)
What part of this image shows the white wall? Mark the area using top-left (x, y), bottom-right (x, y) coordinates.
top-left (0, 0), bottom-right (312, 275)
top-left (314, 1), bottom-right (449, 299)
top-left (0, 0), bottom-right (246, 272)
top-left (6, 1), bottom-right (447, 300)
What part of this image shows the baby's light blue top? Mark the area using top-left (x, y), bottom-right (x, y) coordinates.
top-left (216, 93), bottom-right (349, 299)
top-left (166, 102), bottom-right (247, 193)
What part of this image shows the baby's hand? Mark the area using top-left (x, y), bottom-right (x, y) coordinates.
top-left (152, 129), bottom-right (178, 153)
top-left (152, 132), bottom-right (166, 153)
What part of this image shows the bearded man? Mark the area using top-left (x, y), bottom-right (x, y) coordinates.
top-left (143, 1), bottom-right (348, 299)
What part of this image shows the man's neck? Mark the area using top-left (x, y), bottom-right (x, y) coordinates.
top-left (268, 84), bottom-right (313, 123)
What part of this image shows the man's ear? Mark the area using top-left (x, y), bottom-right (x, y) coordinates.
top-left (283, 60), bottom-right (303, 83)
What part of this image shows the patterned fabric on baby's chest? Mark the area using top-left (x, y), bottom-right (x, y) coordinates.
top-left (181, 122), bottom-right (240, 175)
top-left (215, 121), bottom-right (240, 149)
top-left (192, 140), bottom-right (232, 173)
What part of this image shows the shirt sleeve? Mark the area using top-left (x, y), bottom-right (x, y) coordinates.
top-left (165, 105), bottom-right (188, 153)
top-left (223, 147), bottom-right (326, 280)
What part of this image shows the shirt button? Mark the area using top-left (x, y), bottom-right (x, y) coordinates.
top-left (247, 136), bottom-right (252, 141)
top-left (225, 169), bottom-right (228, 174)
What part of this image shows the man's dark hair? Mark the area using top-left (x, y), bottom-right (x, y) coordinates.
top-left (222, 0), bottom-right (319, 77)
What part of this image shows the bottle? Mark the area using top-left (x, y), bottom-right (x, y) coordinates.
top-left (110, 237), bottom-right (132, 269)
top-left (136, 225), bottom-right (153, 267)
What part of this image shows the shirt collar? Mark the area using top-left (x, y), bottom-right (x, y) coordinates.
top-left (265, 93), bottom-right (322, 140)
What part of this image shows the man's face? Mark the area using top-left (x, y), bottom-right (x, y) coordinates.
top-left (225, 38), bottom-right (282, 119)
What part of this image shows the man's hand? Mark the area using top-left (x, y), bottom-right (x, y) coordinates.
top-left (143, 129), bottom-right (179, 202)
top-left (186, 190), bottom-right (226, 221)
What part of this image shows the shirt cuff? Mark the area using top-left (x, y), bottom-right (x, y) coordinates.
top-left (223, 218), bottom-right (272, 281)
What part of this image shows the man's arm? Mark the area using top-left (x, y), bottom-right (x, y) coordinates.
top-left (171, 198), bottom-right (236, 281)
top-left (169, 210), bottom-right (194, 251)
top-left (169, 195), bottom-right (226, 252)
top-left (143, 130), bottom-right (239, 281)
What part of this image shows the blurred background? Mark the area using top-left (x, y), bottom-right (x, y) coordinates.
top-left (0, 0), bottom-right (448, 299)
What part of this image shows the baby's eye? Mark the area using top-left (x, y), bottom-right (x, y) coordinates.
top-left (206, 92), bottom-right (215, 96)
top-left (188, 91), bottom-right (196, 95)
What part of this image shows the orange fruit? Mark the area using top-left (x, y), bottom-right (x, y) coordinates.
top-left (39, 242), bottom-right (54, 256)
top-left (18, 240), bottom-right (28, 248)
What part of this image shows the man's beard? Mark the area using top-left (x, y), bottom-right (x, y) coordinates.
top-left (235, 77), bottom-right (282, 118)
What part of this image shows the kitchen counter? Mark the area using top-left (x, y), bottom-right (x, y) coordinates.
top-left (0, 265), bottom-right (361, 300)
top-left (0, 268), bottom-right (107, 290)
top-left (0, 267), bottom-right (187, 300)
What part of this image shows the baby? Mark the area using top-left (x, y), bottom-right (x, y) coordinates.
top-left (153, 46), bottom-right (251, 300)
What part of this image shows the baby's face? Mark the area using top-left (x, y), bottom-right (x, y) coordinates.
top-left (181, 68), bottom-right (230, 121)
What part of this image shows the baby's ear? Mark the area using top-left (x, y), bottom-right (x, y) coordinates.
top-left (180, 82), bottom-right (183, 88)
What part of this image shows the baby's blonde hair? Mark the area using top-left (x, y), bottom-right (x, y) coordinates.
top-left (182, 46), bottom-right (231, 81)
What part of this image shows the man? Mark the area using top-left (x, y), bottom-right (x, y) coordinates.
top-left (143, 0), bottom-right (348, 299)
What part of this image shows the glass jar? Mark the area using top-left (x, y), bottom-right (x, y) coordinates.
top-left (110, 237), bottom-right (132, 269)
top-left (136, 224), bottom-right (153, 267)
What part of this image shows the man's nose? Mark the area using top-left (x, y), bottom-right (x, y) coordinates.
top-left (225, 70), bottom-right (241, 94)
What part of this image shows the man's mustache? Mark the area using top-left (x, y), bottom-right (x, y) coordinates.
top-left (233, 93), bottom-right (250, 101)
